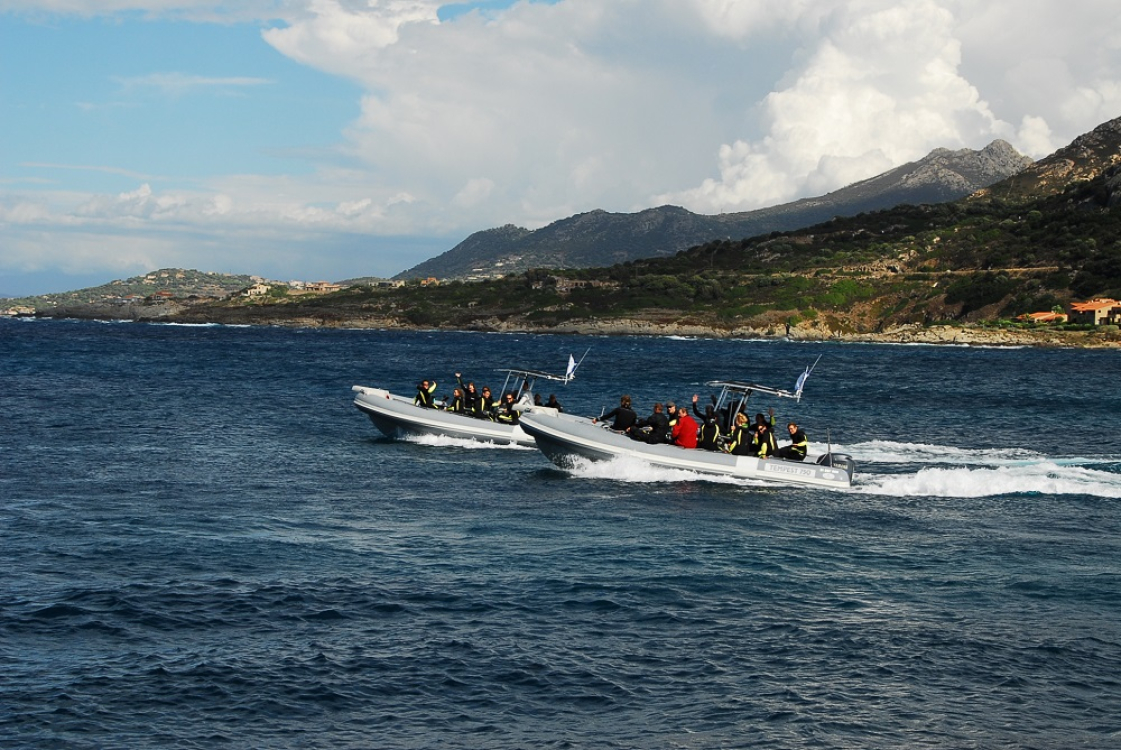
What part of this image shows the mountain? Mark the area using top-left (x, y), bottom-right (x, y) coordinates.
top-left (397, 140), bottom-right (1032, 280)
top-left (973, 117), bottom-right (1121, 202)
top-left (25, 116), bottom-right (1121, 345)
top-left (181, 114), bottom-right (1116, 340)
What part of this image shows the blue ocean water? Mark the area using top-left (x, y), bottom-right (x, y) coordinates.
top-left (2, 317), bottom-right (1120, 749)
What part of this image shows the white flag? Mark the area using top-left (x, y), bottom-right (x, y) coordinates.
top-left (565, 354), bottom-right (577, 382)
top-left (795, 367), bottom-right (810, 395)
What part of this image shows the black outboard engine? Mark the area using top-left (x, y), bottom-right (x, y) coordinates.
top-left (816, 453), bottom-right (856, 481)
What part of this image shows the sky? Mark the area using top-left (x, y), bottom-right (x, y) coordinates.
top-left (2, 1), bottom-right (1120, 297)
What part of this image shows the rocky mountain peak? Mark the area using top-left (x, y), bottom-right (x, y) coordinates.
top-left (974, 116), bottom-right (1121, 201)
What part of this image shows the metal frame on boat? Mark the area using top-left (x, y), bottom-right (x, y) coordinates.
top-left (352, 367), bottom-right (572, 447)
top-left (518, 375), bottom-right (856, 489)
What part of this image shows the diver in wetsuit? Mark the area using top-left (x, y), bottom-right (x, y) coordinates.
top-left (696, 404), bottom-right (722, 451)
top-left (495, 392), bottom-right (521, 425)
top-left (774, 422), bottom-right (809, 461)
top-left (414, 379), bottom-right (437, 408)
top-left (750, 423), bottom-right (775, 458)
top-left (594, 394), bottom-right (637, 432)
top-left (477, 386), bottom-right (497, 419)
top-left (456, 373), bottom-right (480, 415)
top-left (750, 410), bottom-right (777, 456)
top-left (724, 413), bottom-right (753, 455)
top-left (630, 403), bottom-right (670, 444)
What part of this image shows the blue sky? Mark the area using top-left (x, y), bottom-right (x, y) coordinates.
top-left (2, 0), bottom-right (1120, 297)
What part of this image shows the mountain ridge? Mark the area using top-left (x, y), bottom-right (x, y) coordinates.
top-left (397, 139), bottom-right (1033, 280)
top-left (972, 118), bottom-right (1121, 202)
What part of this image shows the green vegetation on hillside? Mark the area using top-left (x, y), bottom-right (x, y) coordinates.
top-left (267, 168), bottom-right (1118, 333)
top-left (5, 269), bottom-right (258, 311)
top-left (17, 154), bottom-right (1121, 337)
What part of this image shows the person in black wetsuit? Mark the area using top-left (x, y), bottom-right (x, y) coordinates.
top-left (477, 386), bottom-right (497, 418)
top-left (751, 410), bottom-right (777, 455)
top-left (594, 394), bottom-right (636, 432)
top-left (629, 402), bottom-right (670, 444)
top-left (724, 412), bottom-right (753, 455)
top-left (495, 392), bottom-right (521, 425)
top-left (456, 373), bottom-right (480, 415)
top-left (695, 403), bottom-right (723, 451)
top-left (414, 379), bottom-right (437, 408)
top-left (546, 394), bottom-right (563, 412)
top-left (774, 422), bottom-right (809, 461)
top-left (750, 422), bottom-right (775, 458)
top-left (691, 393), bottom-right (715, 421)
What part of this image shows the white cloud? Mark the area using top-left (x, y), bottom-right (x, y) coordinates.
top-left (3, 0), bottom-right (1121, 294)
top-left (261, 0), bottom-right (442, 76)
top-left (452, 177), bottom-right (495, 208)
top-left (659, 0), bottom-right (1013, 212)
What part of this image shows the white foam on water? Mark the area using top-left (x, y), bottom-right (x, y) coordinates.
top-left (843, 440), bottom-right (1046, 466)
top-left (403, 433), bottom-right (534, 451)
top-left (854, 462), bottom-right (1121, 498)
top-left (836, 440), bottom-right (1121, 498)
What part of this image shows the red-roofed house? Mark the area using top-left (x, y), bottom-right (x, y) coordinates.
top-left (1018, 311), bottom-right (1067, 324)
top-left (1069, 298), bottom-right (1121, 325)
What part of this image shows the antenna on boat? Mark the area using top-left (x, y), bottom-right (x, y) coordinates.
top-left (825, 427), bottom-right (834, 467)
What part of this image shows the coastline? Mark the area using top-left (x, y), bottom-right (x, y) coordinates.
top-left (20, 301), bottom-right (1121, 348)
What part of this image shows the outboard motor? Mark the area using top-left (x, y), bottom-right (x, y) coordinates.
top-left (816, 453), bottom-right (857, 481)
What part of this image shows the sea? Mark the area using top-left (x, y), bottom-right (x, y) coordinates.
top-left (2, 317), bottom-right (1120, 750)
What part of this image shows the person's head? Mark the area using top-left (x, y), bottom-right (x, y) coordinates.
top-left (505, 392), bottom-right (515, 403)
top-left (653, 402), bottom-right (663, 413)
top-left (453, 388), bottom-right (461, 396)
top-left (735, 413), bottom-right (748, 426)
top-left (757, 423), bottom-right (768, 433)
top-left (420, 379), bottom-right (429, 389)
top-left (788, 422), bottom-right (798, 434)
top-left (754, 412), bottom-right (766, 425)
top-left (704, 405), bottom-right (715, 419)
top-left (482, 387), bottom-right (491, 397)
top-left (467, 382), bottom-right (476, 392)
top-left (620, 394), bottom-right (632, 408)
top-left (666, 401), bottom-right (676, 414)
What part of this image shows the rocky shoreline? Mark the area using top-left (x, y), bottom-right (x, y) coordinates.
top-left (28, 300), bottom-right (1121, 349)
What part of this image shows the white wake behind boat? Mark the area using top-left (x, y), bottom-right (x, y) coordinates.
top-left (518, 373), bottom-right (856, 490)
top-left (352, 365), bottom-right (574, 447)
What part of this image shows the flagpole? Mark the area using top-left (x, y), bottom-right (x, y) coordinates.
top-left (565, 348), bottom-right (590, 383)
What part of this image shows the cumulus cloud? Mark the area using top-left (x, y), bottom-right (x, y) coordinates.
top-left (4, 0), bottom-right (1121, 293)
top-left (659, 0), bottom-right (1012, 212)
top-left (259, 0), bottom-right (1120, 222)
top-left (261, 0), bottom-right (442, 76)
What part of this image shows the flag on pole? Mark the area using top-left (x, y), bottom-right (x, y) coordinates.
top-left (795, 366), bottom-right (810, 396)
top-left (794, 355), bottom-right (821, 399)
top-left (565, 354), bottom-right (577, 383)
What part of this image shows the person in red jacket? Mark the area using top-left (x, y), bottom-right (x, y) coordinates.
top-left (670, 405), bottom-right (698, 449)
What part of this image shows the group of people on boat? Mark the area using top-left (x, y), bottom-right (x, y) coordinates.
top-left (414, 373), bottom-right (562, 425)
top-left (593, 393), bottom-right (808, 461)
